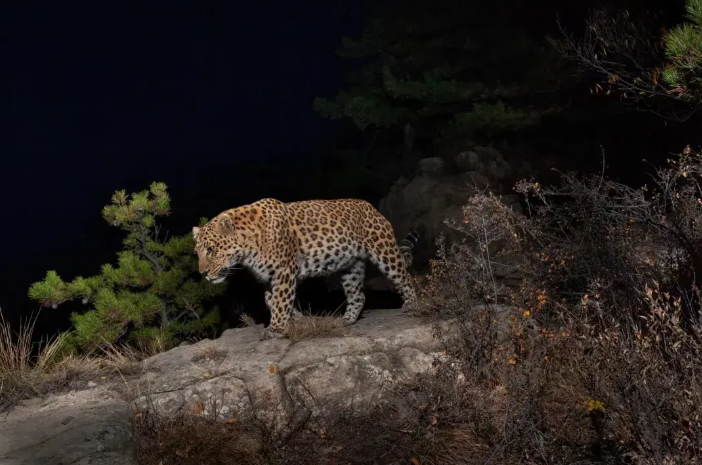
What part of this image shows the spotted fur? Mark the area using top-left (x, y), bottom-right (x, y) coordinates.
top-left (398, 229), bottom-right (419, 268)
top-left (192, 198), bottom-right (418, 340)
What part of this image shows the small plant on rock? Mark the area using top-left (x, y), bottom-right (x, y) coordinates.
top-left (28, 182), bottom-right (225, 352)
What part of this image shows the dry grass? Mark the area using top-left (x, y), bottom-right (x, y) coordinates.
top-left (285, 314), bottom-right (344, 342)
top-left (0, 308), bottom-right (148, 413)
top-left (239, 312), bottom-right (257, 328)
top-left (133, 328), bottom-right (171, 355)
top-left (191, 345), bottom-right (229, 364)
top-left (0, 310), bottom-right (36, 375)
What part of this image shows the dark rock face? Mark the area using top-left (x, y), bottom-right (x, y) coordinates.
top-left (379, 146), bottom-right (522, 269)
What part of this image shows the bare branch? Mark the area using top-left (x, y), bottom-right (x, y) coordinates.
top-left (551, 8), bottom-right (702, 123)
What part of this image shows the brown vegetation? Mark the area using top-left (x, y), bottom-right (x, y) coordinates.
top-left (286, 313), bottom-right (345, 342)
top-left (0, 310), bottom-right (148, 413)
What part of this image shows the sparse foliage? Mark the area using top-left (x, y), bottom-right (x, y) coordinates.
top-left (512, 145), bottom-right (702, 323)
top-left (552, 0), bottom-right (702, 122)
top-left (416, 145), bottom-right (702, 462)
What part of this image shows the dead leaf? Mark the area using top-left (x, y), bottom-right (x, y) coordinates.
top-left (189, 401), bottom-right (205, 415)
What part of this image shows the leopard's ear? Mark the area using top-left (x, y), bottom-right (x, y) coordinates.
top-left (216, 214), bottom-right (235, 234)
top-left (192, 226), bottom-right (200, 239)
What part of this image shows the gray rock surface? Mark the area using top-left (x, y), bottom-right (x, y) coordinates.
top-left (135, 308), bottom-right (450, 426)
top-left (0, 388), bottom-right (134, 465)
top-left (0, 308), bottom-right (451, 465)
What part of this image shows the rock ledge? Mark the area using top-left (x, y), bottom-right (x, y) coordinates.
top-left (0, 309), bottom-right (450, 465)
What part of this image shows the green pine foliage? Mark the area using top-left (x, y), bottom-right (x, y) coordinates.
top-left (661, 0), bottom-right (702, 102)
top-left (553, 0), bottom-right (702, 121)
top-left (28, 182), bottom-right (224, 351)
top-left (314, 0), bottom-right (570, 151)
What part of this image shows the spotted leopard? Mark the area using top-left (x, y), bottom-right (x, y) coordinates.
top-left (192, 198), bottom-right (418, 340)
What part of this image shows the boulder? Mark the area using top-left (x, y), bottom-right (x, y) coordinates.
top-left (0, 389), bottom-right (135, 465)
top-left (380, 146), bottom-right (517, 267)
top-left (134, 309), bottom-right (452, 426)
top-left (0, 308), bottom-right (456, 464)
top-left (418, 157), bottom-right (446, 178)
top-left (454, 146), bottom-right (512, 180)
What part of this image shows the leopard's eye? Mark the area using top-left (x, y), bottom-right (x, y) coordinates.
top-left (206, 246), bottom-right (214, 255)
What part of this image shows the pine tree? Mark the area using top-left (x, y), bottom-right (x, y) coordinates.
top-left (553, 0), bottom-right (702, 122)
top-left (314, 0), bottom-right (571, 155)
top-left (28, 182), bottom-right (225, 351)
top-left (661, 0), bottom-right (702, 105)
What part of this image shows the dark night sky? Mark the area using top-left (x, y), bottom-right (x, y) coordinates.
top-left (0, 0), bottom-right (695, 339)
top-left (0, 1), bottom-right (374, 333)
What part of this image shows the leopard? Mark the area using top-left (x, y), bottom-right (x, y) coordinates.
top-left (192, 198), bottom-right (418, 340)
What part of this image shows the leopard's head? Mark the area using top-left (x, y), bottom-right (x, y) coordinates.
top-left (192, 212), bottom-right (254, 284)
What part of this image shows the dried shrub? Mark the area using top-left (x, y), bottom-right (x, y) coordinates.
top-left (561, 284), bottom-right (702, 463)
top-left (414, 145), bottom-right (702, 463)
top-left (512, 146), bottom-right (702, 324)
top-left (134, 411), bottom-right (266, 465)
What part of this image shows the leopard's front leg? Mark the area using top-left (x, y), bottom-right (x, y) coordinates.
top-left (260, 270), bottom-right (297, 341)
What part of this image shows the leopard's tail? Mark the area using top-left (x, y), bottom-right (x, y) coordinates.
top-left (399, 227), bottom-right (421, 269)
